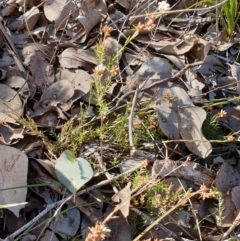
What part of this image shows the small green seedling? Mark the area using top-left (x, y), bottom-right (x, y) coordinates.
top-left (220, 0), bottom-right (240, 37)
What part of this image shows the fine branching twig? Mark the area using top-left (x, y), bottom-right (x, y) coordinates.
top-left (133, 190), bottom-right (202, 241)
top-left (129, 87), bottom-right (140, 151)
top-left (131, 207), bottom-right (184, 241)
top-left (221, 211), bottom-right (240, 240)
top-left (130, 0), bottom-right (228, 19)
top-left (116, 61), bottom-right (204, 106)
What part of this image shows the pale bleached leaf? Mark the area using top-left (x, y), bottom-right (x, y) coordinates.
top-left (0, 146), bottom-right (28, 217)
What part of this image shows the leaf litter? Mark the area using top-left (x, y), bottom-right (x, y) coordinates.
top-left (0, 0), bottom-right (240, 240)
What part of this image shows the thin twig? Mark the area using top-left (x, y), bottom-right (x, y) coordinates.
top-left (116, 61), bottom-right (204, 106)
top-left (3, 196), bottom-right (72, 241)
top-left (178, 177), bottom-right (203, 241)
top-left (131, 207), bottom-right (184, 241)
top-left (133, 190), bottom-right (201, 241)
top-left (221, 211), bottom-right (240, 240)
top-left (129, 87), bottom-right (140, 149)
top-left (139, 119), bottom-right (165, 159)
top-left (130, 0), bottom-right (228, 20)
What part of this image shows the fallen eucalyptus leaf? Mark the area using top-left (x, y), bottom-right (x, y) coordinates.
top-left (154, 86), bottom-right (212, 158)
top-left (0, 83), bottom-right (23, 124)
top-left (55, 151), bottom-right (93, 194)
top-left (0, 146), bottom-right (28, 217)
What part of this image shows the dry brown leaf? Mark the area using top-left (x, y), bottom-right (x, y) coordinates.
top-left (40, 79), bottom-right (74, 109)
top-left (0, 51), bottom-right (14, 68)
top-left (22, 44), bottom-right (55, 87)
top-left (55, 1), bottom-right (75, 30)
top-left (36, 85), bottom-right (74, 113)
top-left (152, 159), bottom-right (215, 186)
top-left (136, 34), bottom-right (198, 55)
top-left (49, 201), bottom-right (80, 238)
top-left (40, 230), bottom-right (59, 241)
top-left (1, 0), bottom-right (17, 17)
top-left (5, 69), bottom-right (30, 96)
top-left (197, 55), bottom-right (225, 75)
top-left (217, 76), bottom-right (236, 86)
top-left (18, 6), bottom-right (41, 31)
top-left (12, 136), bottom-right (43, 155)
top-left (185, 69), bottom-right (205, 100)
top-left (154, 86), bottom-right (212, 158)
top-left (215, 162), bottom-right (240, 193)
top-left (73, 0), bottom-right (107, 43)
top-left (44, 0), bottom-right (70, 22)
top-left (16, 0), bottom-right (34, 10)
top-left (0, 145), bottom-right (28, 217)
top-left (0, 83), bottom-right (23, 123)
top-left (33, 106), bottom-right (67, 128)
top-left (116, 0), bottom-right (138, 12)
top-left (124, 52), bottom-right (143, 67)
top-left (189, 36), bottom-right (212, 61)
top-left (217, 106), bottom-right (240, 132)
top-left (112, 182), bottom-right (131, 218)
top-left (55, 69), bottom-right (93, 97)
top-left (162, 54), bottom-right (185, 69)
top-left (127, 57), bottom-right (172, 91)
top-left (154, 94), bottom-right (180, 140)
top-left (230, 64), bottom-right (240, 94)
top-left (36, 159), bottom-right (57, 180)
top-left (5, 210), bottom-right (26, 233)
top-left (106, 211), bottom-right (132, 241)
top-left (0, 124), bottom-right (24, 145)
top-left (59, 48), bottom-right (86, 68)
top-left (215, 194), bottom-right (236, 227)
top-left (230, 186), bottom-right (240, 208)
top-left (178, 106), bottom-right (212, 157)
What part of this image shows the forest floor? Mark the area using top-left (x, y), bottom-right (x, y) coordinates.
top-left (0, 0), bottom-right (240, 240)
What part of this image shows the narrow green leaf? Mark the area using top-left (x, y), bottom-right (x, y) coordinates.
top-left (0, 202), bottom-right (28, 209)
top-left (64, 150), bottom-right (76, 163)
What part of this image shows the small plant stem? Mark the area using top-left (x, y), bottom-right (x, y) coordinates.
top-left (132, 190), bottom-right (201, 241)
top-left (116, 61), bottom-right (204, 106)
top-left (199, 95), bottom-right (240, 105)
top-left (178, 177), bottom-right (202, 241)
top-left (35, 194), bottom-right (70, 241)
top-left (130, 0), bottom-right (228, 20)
top-left (215, 0), bottom-right (220, 48)
top-left (221, 210), bottom-right (240, 240)
top-left (131, 160), bottom-right (189, 199)
top-left (100, 115), bottom-right (104, 170)
top-left (130, 207), bottom-right (183, 240)
top-left (163, 139), bottom-right (236, 144)
top-left (129, 87), bottom-right (140, 149)
top-left (139, 118), bottom-right (165, 159)
top-left (48, 12), bottom-right (70, 67)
